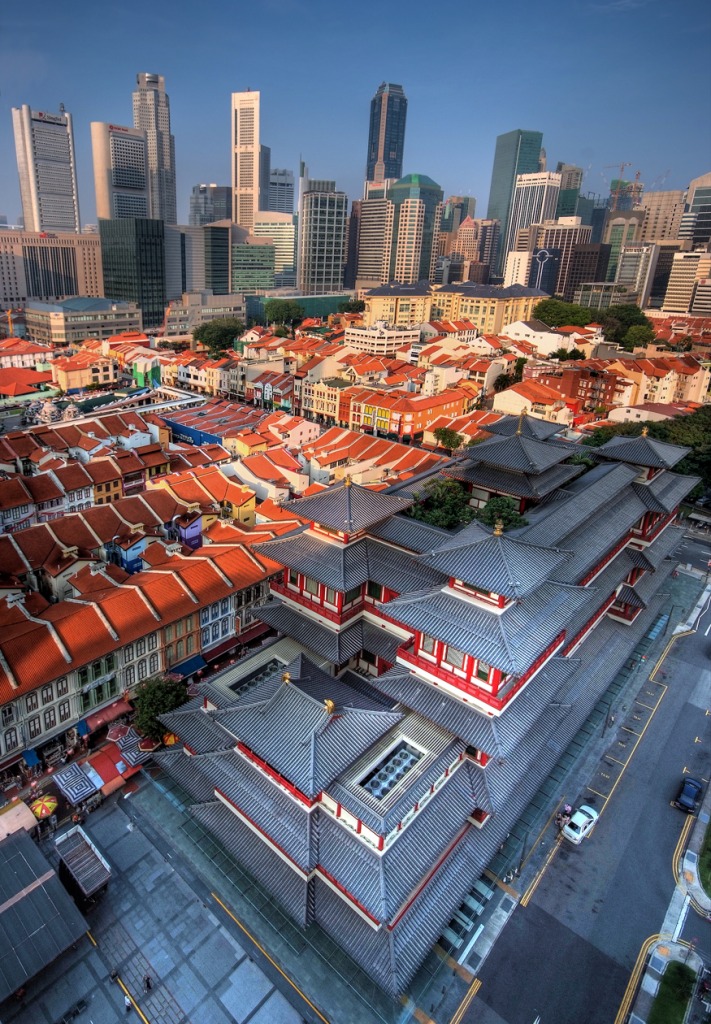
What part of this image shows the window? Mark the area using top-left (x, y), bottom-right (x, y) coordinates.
top-left (367, 581), bottom-right (383, 600)
top-left (59, 701), bottom-right (71, 722)
top-left (211, 622), bottom-right (220, 641)
top-left (325, 587), bottom-right (337, 605)
top-left (28, 716), bottom-right (41, 740)
top-left (4, 727), bottom-right (18, 751)
top-left (200, 609), bottom-right (209, 626)
top-left (221, 618), bottom-right (229, 636)
top-left (92, 661), bottom-right (103, 681)
top-left (186, 616), bottom-right (193, 632)
top-left (56, 676), bottom-right (69, 696)
top-left (176, 619), bottom-right (183, 637)
top-left (165, 625), bottom-right (174, 642)
top-left (305, 577), bottom-right (319, 596)
top-left (476, 660), bottom-right (490, 681)
top-left (124, 643), bottom-right (134, 664)
top-left (126, 665), bottom-right (136, 687)
top-left (201, 628), bottom-right (210, 646)
top-left (445, 646), bottom-right (466, 670)
top-left (344, 585), bottom-right (361, 605)
top-left (148, 633), bottom-right (157, 651)
top-left (211, 603), bottom-right (219, 620)
top-left (420, 635), bottom-right (436, 655)
top-left (176, 640), bottom-right (184, 660)
top-left (44, 707), bottom-right (57, 731)
top-left (288, 569), bottom-right (299, 587)
top-left (149, 652), bottom-right (159, 674)
top-left (1, 705), bottom-right (14, 726)
top-left (41, 684), bottom-right (53, 705)
top-left (26, 693), bottom-right (39, 713)
top-left (136, 638), bottom-right (146, 656)
top-left (221, 598), bottom-right (229, 615)
top-left (186, 634), bottom-right (194, 654)
top-left (138, 660), bottom-right (148, 681)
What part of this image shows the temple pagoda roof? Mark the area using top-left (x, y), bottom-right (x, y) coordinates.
top-left (464, 432), bottom-right (576, 474)
top-left (445, 460), bottom-right (582, 499)
top-left (485, 413), bottom-right (563, 441)
top-left (254, 601), bottom-right (404, 664)
top-left (595, 432), bottom-right (690, 469)
top-left (281, 477), bottom-right (414, 532)
top-left (632, 471), bottom-right (699, 513)
top-left (419, 529), bottom-right (570, 598)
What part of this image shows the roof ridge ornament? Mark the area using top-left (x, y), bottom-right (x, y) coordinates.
top-left (324, 698), bottom-right (336, 715)
top-left (641, 426), bottom-right (649, 437)
top-left (281, 671), bottom-right (291, 684)
top-left (493, 519), bottom-right (505, 537)
top-left (516, 408), bottom-right (528, 436)
top-left (344, 475), bottom-right (352, 487)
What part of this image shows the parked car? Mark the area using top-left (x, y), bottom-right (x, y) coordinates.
top-left (561, 805), bottom-right (599, 844)
top-left (672, 776), bottom-right (702, 813)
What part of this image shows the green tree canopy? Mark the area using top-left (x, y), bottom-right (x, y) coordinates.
top-left (263, 299), bottom-right (305, 327)
top-left (192, 317), bottom-right (245, 354)
top-left (532, 299), bottom-right (596, 328)
top-left (599, 305), bottom-right (652, 345)
top-left (133, 675), bottom-right (190, 742)
top-left (514, 357), bottom-right (527, 382)
top-left (407, 478), bottom-right (476, 529)
top-left (337, 300), bottom-right (365, 314)
top-left (493, 373), bottom-right (511, 392)
top-left (433, 427), bottom-right (463, 453)
top-left (474, 496), bottom-right (528, 530)
top-left (622, 323), bottom-right (655, 351)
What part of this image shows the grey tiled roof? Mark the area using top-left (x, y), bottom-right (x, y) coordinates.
top-left (193, 681), bottom-right (236, 710)
top-left (546, 490), bottom-right (648, 583)
top-left (418, 532), bottom-right (570, 598)
top-left (485, 414), bottom-right (563, 440)
top-left (282, 479), bottom-right (414, 532)
top-left (464, 432), bottom-right (575, 473)
top-left (382, 581), bottom-right (590, 674)
top-left (214, 676), bottom-right (402, 797)
top-left (632, 524), bottom-right (685, 570)
top-left (367, 539), bottom-right (446, 594)
top-left (445, 460), bottom-right (582, 498)
top-left (633, 472), bottom-right (699, 513)
top-left (254, 530), bottom-right (371, 590)
top-left (254, 600), bottom-right (376, 662)
top-left (153, 749), bottom-right (216, 802)
top-left (369, 514), bottom-right (450, 553)
top-left (158, 707), bottom-right (236, 754)
top-left (361, 621), bottom-right (403, 663)
top-left (596, 433), bottom-right (690, 468)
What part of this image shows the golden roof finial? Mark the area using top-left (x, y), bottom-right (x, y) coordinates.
top-left (344, 475), bottom-right (352, 487)
top-left (324, 698), bottom-right (336, 715)
top-left (641, 426), bottom-right (649, 437)
top-left (493, 519), bottom-right (505, 537)
top-left (281, 671), bottom-right (291, 684)
top-left (516, 407), bottom-right (528, 436)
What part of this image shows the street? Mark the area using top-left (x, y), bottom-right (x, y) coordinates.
top-left (465, 573), bottom-right (711, 1024)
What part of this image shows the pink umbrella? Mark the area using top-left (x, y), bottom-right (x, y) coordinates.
top-left (137, 737), bottom-right (160, 753)
top-left (107, 723), bottom-right (131, 742)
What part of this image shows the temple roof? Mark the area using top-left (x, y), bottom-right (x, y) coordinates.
top-left (419, 530), bottom-right (569, 598)
top-left (595, 432), bottom-right (690, 469)
top-left (484, 413), bottom-right (563, 441)
top-left (445, 460), bottom-right (582, 499)
top-left (632, 471), bottom-right (698, 513)
top-left (462, 432), bottom-right (574, 474)
top-left (254, 601), bottom-right (404, 664)
top-left (381, 581), bottom-right (590, 675)
top-left (281, 478), bottom-right (414, 532)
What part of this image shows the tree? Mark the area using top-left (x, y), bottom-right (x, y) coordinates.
top-left (599, 304), bottom-right (652, 345)
top-left (493, 373), bottom-right (511, 392)
top-left (337, 300), bottom-right (365, 314)
top-left (192, 317), bottom-right (245, 354)
top-left (407, 479), bottom-right (476, 529)
top-left (433, 427), bottom-right (463, 453)
top-left (273, 325), bottom-right (289, 338)
top-left (263, 299), bottom-right (305, 328)
top-left (514, 357), bottom-right (527, 382)
top-left (622, 323), bottom-right (655, 351)
top-left (474, 496), bottom-right (527, 530)
top-left (132, 675), bottom-right (190, 742)
top-left (531, 299), bottom-right (596, 328)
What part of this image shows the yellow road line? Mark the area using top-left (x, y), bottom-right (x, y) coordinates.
top-left (605, 756), bottom-right (627, 766)
top-left (86, 930), bottom-right (97, 947)
top-left (449, 977), bottom-right (482, 1024)
top-left (635, 700), bottom-right (656, 710)
top-left (115, 976), bottom-right (150, 1024)
top-left (521, 837), bottom-right (561, 908)
top-left (613, 934), bottom-right (659, 1024)
top-left (672, 815), bottom-right (694, 885)
top-left (585, 786), bottom-right (609, 800)
top-left (597, 683), bottom-right (666, 814)
top-left (211, 892), bottom-right (330, 1024)
top-left (621, 726), bottom-right (641, 736)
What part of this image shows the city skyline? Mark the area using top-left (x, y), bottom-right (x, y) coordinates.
top-left (1, 0), bottom-right (709, 229)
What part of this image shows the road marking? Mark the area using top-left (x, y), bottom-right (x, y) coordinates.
top-left (705, 623), bottom-right (711, 636)
top-left (211, 892), bottom-right (330, 1024)
top-left (606, 755), bottom-right (627, 766)
top-left (434, 944), bottom-right (474, 982)
top-left (585, 785), bottom-right (609, 799)
top-left (86, 930), bottom-right (97, 947)
top-left (449, 977), bottom-right (482, 1024)
top-left (672, 815), bottom-right (694, 884)
top-left (115, 976), bottom-right (151, 1024)
top-left (635, 699), bottom-right (656, 710)
top-left (520, 837), bottom-right (561, 908)
top-left (614, 934), bottom-right (660, 1024)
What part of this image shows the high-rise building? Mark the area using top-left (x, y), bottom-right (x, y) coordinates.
top-left (662, 250), bottom-right (711, 314)
top-left (297, 191), bottom-right (348, 295)
top-left (439, 196), bottom-right (477, 254)
top-left (0, 229), bottom-right (103, 307)
top-left (366, 83), bottom-right (407, 183)
top-left (203, 222), bottom-right (232, 296)
top-left (12, 104), bottom-right (80, 233)
top-left (555, 163), bottom-right (584, 219)
top-left (296, 163), bottom-right (336, 285)
top-left (268, 169), bottom-right (295, 214)
top-left (355, 196), bottom-right (395, 290)
top-left (99, 218), bottom-right (165, 329)
top-left (647, 239), bottom-right (690, 308)
top-left (132, 73), bottom-right (177, 224)
top-left (517, 217), bottom-right (593, 298)
top-left (231, 232), bottom-right (275, 293)
top-left (680, 172), bottom-right (711, 248)
top-left (486, 129), bottom-right (544, 274)
top-left (602, 210), bottom-right (645, 281)
top-left (189, 184), bottom-right (232, 226)
top-left (389, 174), bottom-right (443, 284)
top-left (615, 243), bottom-right (660, 307)
top-left (231, 91), bottom-right (270, 231)
top-left (504, 172), bottom-right (561, 260)
top-left (639, 190), bottom-right (686, 242)
top-left (91, 122), bottom-right (150, 220)
top-left (164, 225), bottom-right (206, 298)
top-left (562, 244), bottom-right (611, 302)
top-left (253, 212), bottom-right (297, 286)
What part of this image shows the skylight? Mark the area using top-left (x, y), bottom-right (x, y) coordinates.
top-left (361, 741), bottom-right (423, 800)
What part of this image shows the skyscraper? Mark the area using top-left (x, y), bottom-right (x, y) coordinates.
top-left (602, 210), bottom-right (645, 281)
top-left (486, 129), bottom-right (543, 274)
top-left (389, 174), bottom-right (443, 283)
top-left (91, 122), bottom-right (149, 220)
top-left (504, 172), bottom-right (561, 259)
top-left (297, 191), bottom-right (348, 294)
top-left (132, 74), bottom-right (177, 224)
top-left (268, 169), bottom-right (295, 213)
top-left (680, 172), bottom-right (711, 247)
top-left (253, 212), bottom-right (297, 286)
top-left (638, 189), bottom-right (686, 241)
top-left (555, 163), bottom-right (584, 218)
top-left (12, 104), bottom-right (80, 233)
top-left (99, 218), bottom-right (165, 329)
top-left (189, 184), bottom-right (232, 226)
top-left (366, 83), bottom-right (407, 183)
top-left (231, 91), bottom-right (270, 231)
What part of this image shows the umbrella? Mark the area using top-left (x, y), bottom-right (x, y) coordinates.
top-left (107, 723), bottom-right (131, 742)
top-left (137, 737), bottom-right (160, 753)
top-left (30, 794), bottom-right (58, 819)
top-left (162, 732), bottom-right (178, 746)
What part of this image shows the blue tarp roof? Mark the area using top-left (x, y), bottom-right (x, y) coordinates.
top-left (171, 655), bottom-right (207, 678)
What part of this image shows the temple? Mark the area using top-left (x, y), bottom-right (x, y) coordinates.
top-left (155, 417), bottom-right (696, 996)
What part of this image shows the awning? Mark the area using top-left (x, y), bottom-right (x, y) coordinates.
top-left (238, 622), bottom-right (271, 644)
top-left (101, 776), bottom-right (125, 797)
top-left (171, 654), bottom-right (207, 678)
top-left (76, 720), bottom-right (90, 737)
top-left (203, 637), bottom-right (241, 662)
top-left (22, 749), bottom-right (40, 767)
top-left (0, 801), bottom-right (38, 835)
top-left (84, 699), bottom-right (132, 733)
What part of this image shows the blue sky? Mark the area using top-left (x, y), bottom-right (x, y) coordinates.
top-left (1, 0), bottom-right (709, 226)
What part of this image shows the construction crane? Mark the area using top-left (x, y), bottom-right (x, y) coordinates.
top-left (604, 162), bottom-right (632, 211)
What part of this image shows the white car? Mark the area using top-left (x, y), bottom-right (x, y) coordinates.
top-left (561, 805), bottom-right (599, 845)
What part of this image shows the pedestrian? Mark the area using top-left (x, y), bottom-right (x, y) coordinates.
top-left (124, 994), bottom-right (132, 1013)
top-left (143, 974), bottom-right (153, 993)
